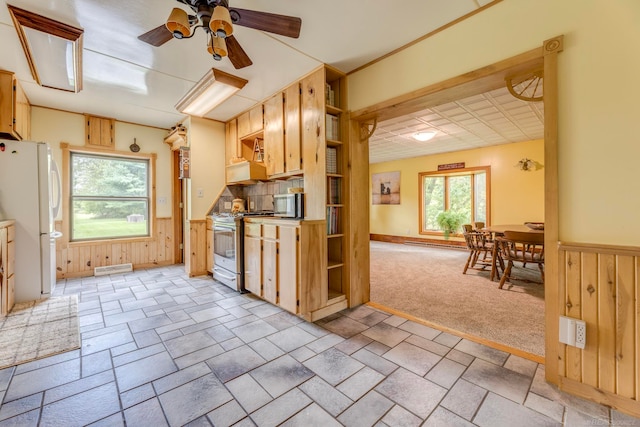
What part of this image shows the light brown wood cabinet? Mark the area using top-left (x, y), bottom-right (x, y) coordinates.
top-left (0, 70), bottom-right (31, 141)
top-left (244, 222), bottom-right (262, 296)
top-left (263, 93), bottom-right (285, 176)
top-left (244, 218), bottom-right (327, 319)
top-left (228, 65), bottom-right (350, 322)
top-left (206, 217), bottom-right (213, 274)
top-left (85, 114), bottom-right (115, 149)
top-left (237, 104), bottom-right (263, 139)
top-left (263, 84), bottom-right (303, 178)
top-left (0, 221), bottom-right (16, 316)
top-left (244, 219), bottom-right (299, 312)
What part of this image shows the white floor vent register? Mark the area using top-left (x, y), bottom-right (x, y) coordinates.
top-left (94, 263), bottom-right (133, 277)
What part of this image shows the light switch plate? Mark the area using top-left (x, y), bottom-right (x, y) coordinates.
top-left (224, 202), bottom-right (231, 209)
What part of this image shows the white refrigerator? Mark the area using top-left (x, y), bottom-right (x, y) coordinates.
top-left (0, 139), bottom-right (61, 302)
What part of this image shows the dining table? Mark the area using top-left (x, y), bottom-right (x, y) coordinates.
top-left (482, 224), bottom-right (544, 281)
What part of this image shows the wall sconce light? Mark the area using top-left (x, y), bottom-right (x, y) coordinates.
top-left (516, 158), bottom-right (538, 171)
top-left (175, 68), bottom-right (248, 117)
top-left (8, 5), bottom-right (83, 93)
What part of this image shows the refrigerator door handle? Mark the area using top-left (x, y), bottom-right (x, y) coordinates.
top-left (50, 158), bottom-right (62, 219)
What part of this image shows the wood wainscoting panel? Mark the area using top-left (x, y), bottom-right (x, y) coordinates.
top-left (187, 219), bottom-right (208, 277)
top-left (55, 218), bottom-right (174, 279)
top-left (558, 242), bottom-right (640, 417)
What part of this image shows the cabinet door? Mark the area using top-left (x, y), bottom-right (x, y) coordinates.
top-left (6, 238), bottom-right (14, 312)
top-left (263, 93), bottom-right (285, 176)
top-left (244, 235), bottom-right (262, 296)
top-left (285, 83), bottom-right (302, 173)
top-left (301, 68), bottom-right (327, 220)
top-left (206, 228), bottom-right (213, 273)
top-left (278, 225), bottom-right (298, 313)
top-left (0, 227), bottom-right (6, 315)
top-left (13, 79), bottom-right (30, 140)
top-left (237, 104), bottom-right (263, 138)
top-left (225, 120), bottom-right (239, 164)
top-left (262, 239), bottom-right (277, 304)
top-left (86, 115), bottom-right (114, 149)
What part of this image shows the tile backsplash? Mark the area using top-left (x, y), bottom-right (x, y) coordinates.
top-left (209, 178), bottom-right (304, 215)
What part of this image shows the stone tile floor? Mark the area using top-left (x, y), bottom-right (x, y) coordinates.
top-left (0, 265), bottom-right (637, 426)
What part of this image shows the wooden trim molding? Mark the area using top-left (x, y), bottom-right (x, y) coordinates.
top-left (370, 234), bottom-right (466, 248)
top-left (542, 35), bottom-right (563, 384)
top-left (367, 301), bottom-right (544, 364)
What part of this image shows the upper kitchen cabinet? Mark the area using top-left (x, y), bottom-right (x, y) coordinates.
top-left (0, 70), bottom-right (31, 141)
top-left (237, 104), bottom-right (263, 139)
top-left (263, 92), bottom-right (285, 176)
top-left (85, 114), bottom-right (115, 149)
top-left (263, 83), bottom-right (303, 179)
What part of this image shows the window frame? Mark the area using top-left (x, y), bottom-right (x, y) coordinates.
top-left (61, 143), bottom-right (156, 245)
top-left (418, 166), bottom-right (491, 236)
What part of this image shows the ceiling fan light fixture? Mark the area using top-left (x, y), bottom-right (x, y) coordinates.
top-left (175, 68), bottom-right (248, 117)
top-left (207, 35), bottom-right (228, 59)
top-left (413, 131), bottom-right (437, 142)
top-left (166, 8), bottom-right (191, 39)
top-left (210, 6), bottom-right (233, 38)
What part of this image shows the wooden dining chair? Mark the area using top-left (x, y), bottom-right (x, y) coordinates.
top-left (462, 231), bottom-right (494, 274)
top-left (495, 230), bottom-right (544, 289)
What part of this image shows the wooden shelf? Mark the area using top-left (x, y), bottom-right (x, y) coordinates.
top-left (326, 104), bottom-right (343, 115)
top-left (326, 139), bottom-right (343, 147)
top-left (327, 291), bottom-right (346, 304)
top-left (328, 260), bottom-right (344, 269)
top-left (327, 233), bottom-right (344, 239)
top-left (327, 173), bottom-right (343, 178)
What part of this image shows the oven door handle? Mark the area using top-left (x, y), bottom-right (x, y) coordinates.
top-left (213, 267), bottom-right (237, 281)
top-left (214, 226), bottom-right (235, 232)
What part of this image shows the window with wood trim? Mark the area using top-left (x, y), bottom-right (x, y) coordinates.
top-left (70, 151), bottom-right (151, 241)
top-left (419, 167), bottom-right (490, 234)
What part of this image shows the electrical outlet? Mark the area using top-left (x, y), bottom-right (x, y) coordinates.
top-left (559, 316), bottom-right (576, 346)
top-left (224, 202), bottom-right (231, 209)
top-left (197, 188), bottom-right (204, 198)
top-left (157, 196), bottom-right (167, 205)
top-left (250, 201), bottom-right (255, 209)
top-left (575, 320), bottom-right (586, 349)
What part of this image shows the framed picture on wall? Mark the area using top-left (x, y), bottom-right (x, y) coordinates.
top-left (372, 171), bottom-right (400, 204)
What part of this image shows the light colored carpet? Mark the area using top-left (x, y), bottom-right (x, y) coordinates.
top-left (370, 241), bottom-right (545, 357)
top-left (0, 295), bottom-right (80, 369)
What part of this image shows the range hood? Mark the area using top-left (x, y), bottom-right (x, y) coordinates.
top-left (226, 160), bottom-right (267, 185)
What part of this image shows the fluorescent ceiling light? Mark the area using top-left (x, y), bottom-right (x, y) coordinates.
top-left (413, 131), bottom-right (437, 142)
top-left (8, 5), bottom-right (83, 93)
top-left (175, 68), bottom-right (248, 117)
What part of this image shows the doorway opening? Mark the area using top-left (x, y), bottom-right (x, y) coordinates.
top-left (353, 47), bottom-right (552, 361)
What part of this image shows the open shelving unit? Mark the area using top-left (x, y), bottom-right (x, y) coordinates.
top-left (324, 66), bottom-right (348, 305)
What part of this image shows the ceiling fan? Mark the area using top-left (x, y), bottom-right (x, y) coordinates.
top-left (138, 0), bottom-right (302, 69)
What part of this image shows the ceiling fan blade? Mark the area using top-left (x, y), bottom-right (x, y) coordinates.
top-left (226, 35), bottom-right (253, 69)
top-left (138, 24), bottom-right (173, 47)
top-left (229, 8), bottom-right (301, 39)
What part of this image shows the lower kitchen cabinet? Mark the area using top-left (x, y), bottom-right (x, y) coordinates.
top-left (243, 218), bottom-right (325, 319)
top-left (244, 223), bottom-right (262, 296)
top-left (0, 221), bottom-right (16, 316)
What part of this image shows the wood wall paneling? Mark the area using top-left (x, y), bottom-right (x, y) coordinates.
top-left (558, 242), bottom-right (640, 417)
top-left (55, 218), bottom-right (174, 279)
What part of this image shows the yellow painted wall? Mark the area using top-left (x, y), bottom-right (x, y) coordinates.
top-left (185, 116), bottom-right (225, 220)
top-left (370, 140), bottom-right (544, 239)
top-left (30, 106), bottom-right (172, 218)
top-left (351, 0), bottom-right (640, 246)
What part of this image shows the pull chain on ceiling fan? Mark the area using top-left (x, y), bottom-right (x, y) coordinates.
top-left (138, 0), bottom-right (302, 69)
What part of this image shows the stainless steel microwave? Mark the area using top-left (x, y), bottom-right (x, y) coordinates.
top-left (273, 193), bottom-right (304, 219)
